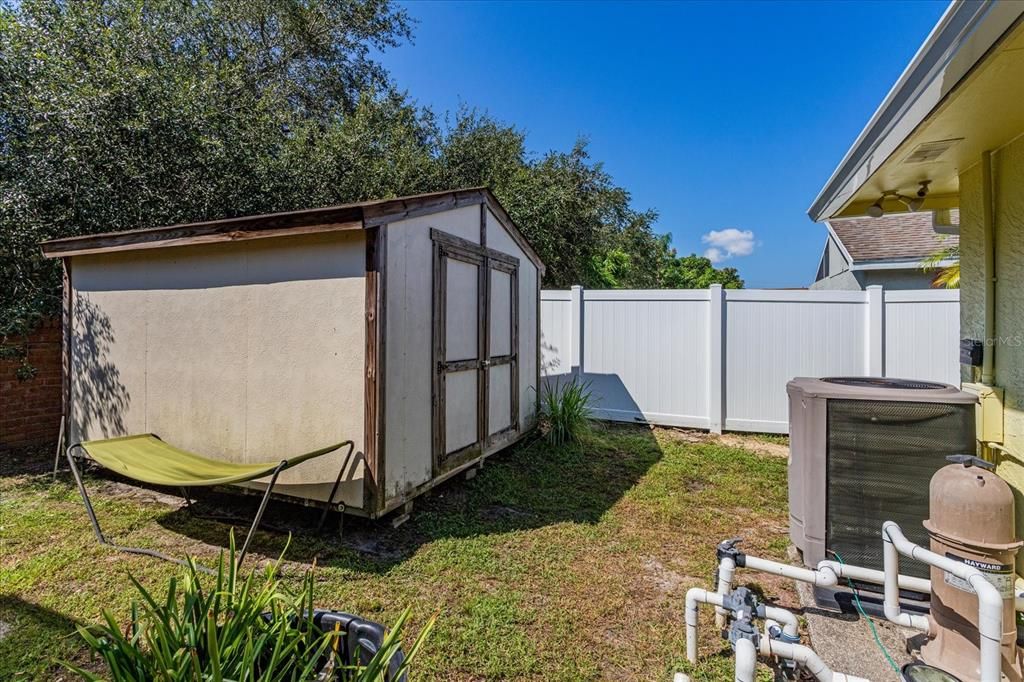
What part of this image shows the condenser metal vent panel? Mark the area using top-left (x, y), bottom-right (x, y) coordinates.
top-left (825, 399), bottom-right (976, 579)
top-left (787, 376), bottom-right (978, 586)
top-left (823, 377), bottom-right (947, 390)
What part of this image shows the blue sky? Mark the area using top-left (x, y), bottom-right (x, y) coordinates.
top-left (378, 0), bottom-right (949, 288)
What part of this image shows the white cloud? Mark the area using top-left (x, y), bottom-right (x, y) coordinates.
top-left (702, 228), bottom-right (756, 264)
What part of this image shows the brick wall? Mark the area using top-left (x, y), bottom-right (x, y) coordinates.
top-left (0, 318), bottom-right (63, 450)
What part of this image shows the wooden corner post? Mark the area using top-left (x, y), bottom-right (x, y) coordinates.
top-left (364, 226), bottom-right (386, 514)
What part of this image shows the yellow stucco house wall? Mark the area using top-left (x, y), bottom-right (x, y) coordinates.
top-left (960, 136), bottom-right (1024, 543)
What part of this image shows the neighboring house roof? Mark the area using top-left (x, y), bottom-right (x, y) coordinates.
top-left (827, 210), bottom-right (958, 266)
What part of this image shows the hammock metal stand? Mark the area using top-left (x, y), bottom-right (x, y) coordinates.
top-left (64, 437), bottom-right (354, 572)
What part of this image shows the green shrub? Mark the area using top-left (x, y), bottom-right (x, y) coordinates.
top-left (541, 377), bottom-right (593, 446)
top-left (64, 537), bottom-right (433, 681)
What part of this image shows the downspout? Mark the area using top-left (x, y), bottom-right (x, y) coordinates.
top-left (981, 149), bottom-right (996, 385)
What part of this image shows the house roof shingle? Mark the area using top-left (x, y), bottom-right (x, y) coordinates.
top-left (826, 210), bottom-right (958, 263)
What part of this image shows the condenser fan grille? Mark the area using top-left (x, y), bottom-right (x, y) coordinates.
top-left (822, 377), bottom-right (947, 390)
top-left (825, 399), bottom-right (975, 581)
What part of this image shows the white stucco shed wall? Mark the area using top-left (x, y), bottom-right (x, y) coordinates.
top-left (383, 204), bottom-right (539, 503)
top-left (383, 204), bottom-right (479, 500)
top-left (69, 231), bottom-right (366, 508)
top-left (484, 207), bottom-right (540, 432)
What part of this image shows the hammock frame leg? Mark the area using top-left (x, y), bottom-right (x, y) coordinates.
top-left (66, 444), bottom-right (106, 544)
top-left (65, 439), bottom-right (355, 572)
top-left (316, 442), bottom-right (354, 533)
top-left (65, 444), bottom-right (215, 575)
top-left (236, 461), bottom-right (286, 568)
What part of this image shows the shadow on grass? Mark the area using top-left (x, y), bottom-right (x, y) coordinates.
top-left (0, 444), bottom-right (57, 478)
top-left (149, 422), bottom-right (665, 574)
top-left (0, 596), bottom-right (97, 681)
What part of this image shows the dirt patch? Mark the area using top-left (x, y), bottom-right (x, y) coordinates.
top-left (642, 557), bottom-right (687, 595)
top-left (684, 479), bottom-right (707, 493)
top-left (659, 428), bottom-right (709, 444)
top-left (718, 433), bottom-right (788, 458)
top-left (658, 428), bottom-right (788, 458)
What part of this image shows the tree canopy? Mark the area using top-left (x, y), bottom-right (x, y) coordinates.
top-left (0, 0), bottom-right (743, 337)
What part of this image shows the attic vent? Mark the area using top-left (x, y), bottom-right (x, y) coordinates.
top-left (903, 139), bottom-right (962, 164)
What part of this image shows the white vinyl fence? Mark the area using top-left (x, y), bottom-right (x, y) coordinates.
top-left (540, 285), bottom-right (960, 434)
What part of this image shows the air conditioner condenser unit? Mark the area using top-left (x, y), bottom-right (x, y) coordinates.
top-left (788, 377), bottom-right (977, 600)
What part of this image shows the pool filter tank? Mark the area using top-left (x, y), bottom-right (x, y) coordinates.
top-left (921, 455), bottom-right (1023, 681)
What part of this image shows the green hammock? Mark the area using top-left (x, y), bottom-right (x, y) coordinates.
top-left (65, 434), bottom-right (354, 571)
top-left (80, 434), bottom-right (347, 487)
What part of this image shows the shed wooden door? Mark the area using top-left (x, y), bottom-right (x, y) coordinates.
top-left (431, 228), bottom-right (520, 474)
top-left (486, 261), bottom-right (519, 442)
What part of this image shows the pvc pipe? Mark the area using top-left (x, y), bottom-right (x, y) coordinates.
top-left (689, 583), bottom-right (869, 682)
top-left (760, 639), bottom-right (871, 682)
top-left (744, 555), bottom-right (837, 586)
top-left (737, 554), bottom-right (929, 592)
top-left (734, 637), bottom-right (757, 682)
top-left (685, 588), bottom-right (726, 663)
top-left (764, 605), bottom-right (800, 640)
top-left (880, 524), bottom-right (932, 633)
top-left (826, 557), bottom-right (1018, 612)
top-left (715, 556), bottom-right (736, 627)
top-left (817, 559), bottom-right (931, 594)
top-left (883, 521), bottom-right (1003, 682)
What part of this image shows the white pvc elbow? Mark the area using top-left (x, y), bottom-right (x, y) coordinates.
top-left (764, 605), bottom-right (800, 640)
top-left (882, 521), bottom-right (1003, 682)
top-left (761, 639), bottom-right (871, 682)
top-left (880, 524), bottom-right (932, 633)
top-left (686, 587), bottom-right (726, 664)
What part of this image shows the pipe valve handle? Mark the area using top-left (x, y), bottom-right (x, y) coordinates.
top-left (945, 454), bottom-right (995, 470)
top-left (717, 538), bottom-right (745, 564)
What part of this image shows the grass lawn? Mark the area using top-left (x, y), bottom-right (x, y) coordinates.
top-left (1, 423), bottom-right (794, 681)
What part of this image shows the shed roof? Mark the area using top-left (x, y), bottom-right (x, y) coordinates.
top-left (827, 210), bottom-right (958, 264)
top-left (40, 187), bottom-right (545, 273)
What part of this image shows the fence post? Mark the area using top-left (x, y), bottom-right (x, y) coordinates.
top-left (570, 285), bottom-right (584, 376)
top-left (708, 284), bottom-right (724, 434)
top-left (866, 285), bottom-right (885, 376)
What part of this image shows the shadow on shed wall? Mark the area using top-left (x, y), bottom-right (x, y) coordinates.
top-left (71, 298), bottom-right (129, 440)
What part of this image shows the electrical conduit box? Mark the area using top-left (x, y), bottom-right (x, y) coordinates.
top-left (962, 382), bottom-right (1005, 445)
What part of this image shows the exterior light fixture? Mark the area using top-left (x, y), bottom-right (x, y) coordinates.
top-left (867, 182), bottom-right (930, 217)
top-left (867, 191), bottom-right (899, 218)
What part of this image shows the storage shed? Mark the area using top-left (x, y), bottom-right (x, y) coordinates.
top-left (40, 188), bottom-right (545, 519)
